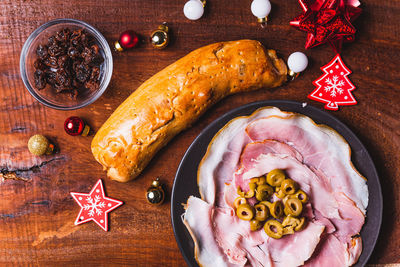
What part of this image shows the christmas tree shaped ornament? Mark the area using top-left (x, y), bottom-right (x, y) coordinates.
top-left (71, 179), bottom-right (123, 231)
top-left (251, 0), bottom-right (271, 25)
top-left (146, 178), bottom-right (165, 205)
top-left (28, 134), bottom-right (54, 156)
top-left (184, 0), bottom-right (205, 20)
top-left (150, 23), bottom-right (170, 49)
top-left (64, 116), bottom-right (91, 136)
top-left (114, 30), bottom-right (139, 52)
top-left (308, 54), bottom-right (356, 110)
top-left (287, 52), bottom-right (308, 80)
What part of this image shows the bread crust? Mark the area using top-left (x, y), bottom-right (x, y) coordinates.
top-left (91, 40), bottom-right (287, 182)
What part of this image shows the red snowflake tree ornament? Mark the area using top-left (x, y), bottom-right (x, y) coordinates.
top-left (308, 54), bottom-right (356, 110)
top-left (71, 179), bottom-right (123, 231)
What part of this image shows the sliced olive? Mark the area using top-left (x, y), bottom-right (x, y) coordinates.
top-left (250, 219), bottom-right (263, 231)
top-left (264, 219), bottom-right (283, 239)
top-left (294, 217), bottom-right (306, 231)
top-left (254, 203), bottom-right (269, 221)
top-left (293, 189), bottom-right (309, 203)
top-left (244, 182), bottom-right (256, 198)
top-left (233, 197), bottom-right (247, 209)
top-left (282, 215), bottom-right (300, 227)
top-left (283, 225), bottom-right (295, 235)
top-left (260, 201), bottom-right (272, 209)
top-left (266, 169), bottom-right (286, 187)
top-left (236, 203), bottom-right (255, 221)
top-left (284, 198), bottom-right (303, 217)
top-left (256, 176), bottom-right (266, 185)
top-left (270, 201), bottom-right (284, 219)
top-left (256, 184), bottom-right (273, 201)
top-left (237, 186), bottom-right (245, 197)
top-left (275, 189), bottom-right (286, 199)
top-left (280, 179), bottom-right (297, 195)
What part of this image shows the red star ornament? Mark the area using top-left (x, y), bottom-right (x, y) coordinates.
top-left (308, 54), bottom-right (357, 110)
top-left (290, 0), bottom-right (362, 53)
top-left (71, 179), bottom-right (123, 231)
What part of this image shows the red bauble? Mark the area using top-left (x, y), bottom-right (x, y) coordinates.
top-left (115, 30), bottom-right (139, 51)
top-left (290, 0), bottom-right (362, 53)
top-left (64, 116), bottom-right (90, 136)
top-left (308, 54), bottom-right (357, 110)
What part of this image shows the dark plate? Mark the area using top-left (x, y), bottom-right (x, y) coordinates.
top-left (171, 100), bottom-right (382, 267)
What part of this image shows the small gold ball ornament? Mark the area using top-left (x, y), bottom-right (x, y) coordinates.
top-left (150, 23), bottom-right (170, 49)
top-left (28, 134), bottom-right (54, 156)
top-left (146, 178), bottom-right (165, 205)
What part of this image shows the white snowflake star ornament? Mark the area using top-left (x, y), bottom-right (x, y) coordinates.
top-left (71, 179), bottom-right (123, 231)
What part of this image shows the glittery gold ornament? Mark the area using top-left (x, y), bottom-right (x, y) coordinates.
top-left (28, 134), bottom-right (54, 156)
top-left (150, 23), bottom-right (170, 49)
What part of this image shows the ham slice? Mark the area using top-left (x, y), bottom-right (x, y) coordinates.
top-left (198, 107), bottom-right (291, 206)
top-left (184, 196), bottom-right (325, 267)
top-left (245, 115), bottom-right (368, 214)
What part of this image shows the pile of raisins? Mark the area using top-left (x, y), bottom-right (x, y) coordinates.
top-left (33, 28), bottom-right (104, 98)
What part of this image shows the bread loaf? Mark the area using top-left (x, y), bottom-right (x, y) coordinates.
top-left (91, 40), bottom-right (287, 182)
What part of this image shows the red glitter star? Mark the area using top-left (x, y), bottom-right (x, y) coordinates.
top-left (71, 179), bottom-right (123, 231)
top-left (290, 0), bottom-right (362, 53)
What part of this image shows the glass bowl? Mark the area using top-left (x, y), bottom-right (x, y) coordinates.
top-left (20, 19), bottom-right (113, 110)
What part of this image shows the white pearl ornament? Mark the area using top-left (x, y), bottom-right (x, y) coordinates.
top-left (184, 0), bottom-right (205, 20)
top-left (251, 0), bottom-right (271, 23)
top-left (287, 52), bottom-right (308, 78)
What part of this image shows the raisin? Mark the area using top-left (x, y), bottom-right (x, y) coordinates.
top-left (34, 69), bottom-right (46, 90)
top-left (57, 55), bottom-right (69, 68)
top-left (90, 66), bottom-right (100, 80)
top-left (48, 44), bottom-right (65, 57)
top-left (56, 28), bottom-right (71, 43)
top-left (43, 56), bottom-right (58, 68)
top-left (34, 59), bottom-right (45, 70)
top-left (85, 80), bottom-right (99, 91)
top-left (36, 45), bottom-right (48, 59)
top-left (67, 46), bottom-right (80, 58)
top-left (75, 63), bottom-right (90, 83)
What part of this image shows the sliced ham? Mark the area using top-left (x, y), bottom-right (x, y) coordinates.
top-left (245, 115), bottom-right (368, 214)
top-left (198, 107), bottom-right (291, 206)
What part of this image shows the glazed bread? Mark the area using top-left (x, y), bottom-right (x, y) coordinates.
top-left (91, 40), bottom-right (287, 182)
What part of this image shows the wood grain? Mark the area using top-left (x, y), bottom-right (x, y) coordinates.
top-left (0, 0), bottom-right (399, 266)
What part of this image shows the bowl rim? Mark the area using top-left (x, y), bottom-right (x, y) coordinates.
top-left (19, 18), bottom-right (113, 110)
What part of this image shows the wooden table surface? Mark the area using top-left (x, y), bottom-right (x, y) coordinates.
top-left (0, 0), bottom-right (399, 266)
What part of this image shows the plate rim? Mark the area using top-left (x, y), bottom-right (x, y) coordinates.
top-left (171, 99), bottom-right (383, 267)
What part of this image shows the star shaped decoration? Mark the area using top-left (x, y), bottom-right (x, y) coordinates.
top-left (290, 0), bottom-right (362, 52)
top-left (71, 179), bottom-right (123, 231)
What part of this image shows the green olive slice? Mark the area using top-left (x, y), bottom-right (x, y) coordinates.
top-left (283, 225), bottom-right (295, 235)
top-left (284, 198), bottom-right (303, 217)
top-left (275, 189), bottom-right (286, 199)
top-left (270, 201), bottom-right (284, 219)
top-left (282, 215), bottom-right (300, 227)
top-left (264, 219), bottom-right (283, 239)
top-left (236, 203), bottom-right (255, 221)
top-left (266, 169), bottom-right (286, 187)
top-left (250, 176), bottom-right (266, 185)
top-left (294, 217), bottom-right (306, 231)
top-left (254, 203), bottom-right (269, 221)
top-left (250, 219), bottom-right (263, 231)
top-left (237, 186), bottom-right (245, 197)
top-left (293, 189), bottom-right (309, 203)
top-left (233, 197), bottom-right (247, 209)
top-left (281, 179), bottom-right (297, 195)
top-left (256, 184), bottom-right (273, 201)
top-left (243, 182), bottom-right (256, 198)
